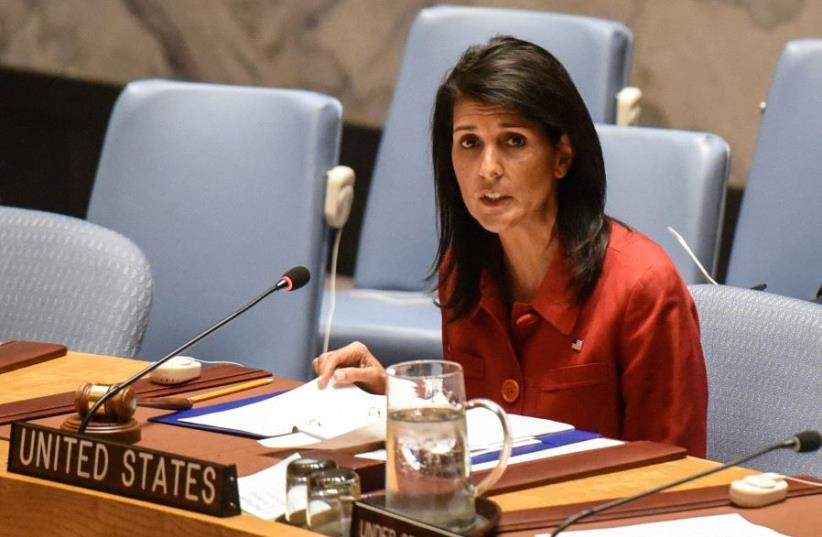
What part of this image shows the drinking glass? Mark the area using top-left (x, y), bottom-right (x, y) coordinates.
top-left (286, 457), bottom-right (338, 525)
top-left (306, 467), bottom-right (361, 537)
top-left (385, 360), bottom-right (512, 532)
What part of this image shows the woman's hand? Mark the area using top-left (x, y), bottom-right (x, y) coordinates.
top-left (312, 341), bottom-right (386, 394)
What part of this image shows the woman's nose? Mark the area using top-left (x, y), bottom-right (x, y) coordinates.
top-left (479, 148), bottom-right (503, 180)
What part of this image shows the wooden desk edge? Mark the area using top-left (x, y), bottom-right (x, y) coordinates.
top-left (0, 437), bottom-right (314, 537)
top-left (0, 351), bottom-right (758, 536)
top-left (2, 432), bottom-right (755, 537)
top-left (0, 351), bottom-right (312, 536)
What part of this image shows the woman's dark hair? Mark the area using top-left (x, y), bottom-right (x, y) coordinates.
top-left (432, 35), bottom-right (610, 320)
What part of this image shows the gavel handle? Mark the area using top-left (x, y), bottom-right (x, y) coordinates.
top-left (138, 397), bottom-right (192, 410)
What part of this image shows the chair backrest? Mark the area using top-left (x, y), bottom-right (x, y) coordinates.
top-left (726, 39), bottom-right (822, 299)
top-left (0, 206), bottom-right (152, 357)
top-left (689, 284), bottom-right (822, 475)
top-left (600, 125), bottom-right (730, 283)
top-left (355, 5), bottom-right (633, 291)
top-left (87, 80), bottom-right (341, 379)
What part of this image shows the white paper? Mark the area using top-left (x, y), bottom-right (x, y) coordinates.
top-left (538, 513), bottom-right (790, 536)
top-left (258, 432), bottom-right (322, 449)
top-left (475, 436), bottom-right (543, 452)
top-left (180, 378), bottom-right (569, 447)
top-left (472, 437), bottom-right (623, 471)
top-left (355, 448), bottom-right (388, 461)
top-left (467, 410), bottom-right (573, 451)
top-left (355, 438), bottom-right (623, 471)
top-left (238, 452), bottom-right (301, 520)
top-left (180, 378), bottom-right (386, 439)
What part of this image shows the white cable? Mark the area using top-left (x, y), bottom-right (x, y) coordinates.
top-left (194, 359), bottom-right (246, 367)
top-left (151, 357), bottom-right (246, 368)
top-left (346, 289), bottom-right (436, 305)
top-left (322, 226), bottom-right (344, 354)
top-left (787, 476), bottom-right (822, 488)
top-left (666, 226), bottom-right (718, 285)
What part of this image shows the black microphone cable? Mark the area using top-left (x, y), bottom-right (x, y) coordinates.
top-left (78, 266), bottom-right (310, 433)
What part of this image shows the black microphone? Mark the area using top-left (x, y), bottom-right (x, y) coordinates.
top-left (79, 265), bottom-right (311, 433)
top-left (551, 430), bottom-right (821, 536)
top-left (276, 265), bottom-right (311, 292)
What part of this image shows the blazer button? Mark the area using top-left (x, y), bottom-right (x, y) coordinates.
top-left (514, 312), bottom-right (539, 328)
top-left (501, 379), bottom-right (520, 403)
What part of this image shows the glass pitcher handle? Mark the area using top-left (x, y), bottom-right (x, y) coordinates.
top-left (465, 398), bottom-right (512, 497)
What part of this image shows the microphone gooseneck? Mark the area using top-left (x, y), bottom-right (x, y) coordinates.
top-left (78, 266), bottom-right (311, 433)
top-left (550, 430), bottom-right (821, 536)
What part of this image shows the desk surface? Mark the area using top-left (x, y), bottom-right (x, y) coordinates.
top-left (0, 352), bottom-right (783, 537)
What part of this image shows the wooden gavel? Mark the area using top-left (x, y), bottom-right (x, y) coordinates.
top-left (73, 382), bottom-right (137, 422)
top-left (62, 382), bottom-right (142, 442)
top-left (64, 377), bottom-right (272, 443)
top-left (73, 377), bottom-right (276, 417)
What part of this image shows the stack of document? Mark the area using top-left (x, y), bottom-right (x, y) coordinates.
top-left (353, 409), bottom-right (620, 469)
top-left (467, 410), bottom-right (572, 451)
top-left (179, 378), bottom-right (385, 439)
top-left (237, 452), bottom-right (301, 520)
top-left (174, 379), bottom-right (621, 464)
top-left (464, 410), bottom-right (622, 469)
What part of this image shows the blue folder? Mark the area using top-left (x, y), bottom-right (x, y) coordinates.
top-left (151, 391), bottom-right (601, 458)
top-left (149, 390), bottom-right (288, 439)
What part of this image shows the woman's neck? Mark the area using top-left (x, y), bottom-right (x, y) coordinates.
top-left (499, 222), bottom-right (558, 304)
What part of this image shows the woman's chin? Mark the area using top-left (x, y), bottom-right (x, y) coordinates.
top-left (474, 216), bottom-right (514, 235)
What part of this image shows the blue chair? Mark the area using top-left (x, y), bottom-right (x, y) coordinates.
top-left (726, 39), bottom-right (822, 300)
top-left (322, 5), bottom-right (633, 364)
top-left (690, 284), bottom-right (822, 476)
top-left (600, 125), bottom-right (730, 284)
top-left (87, 80), bottom-right (341, 379)
top-left (0, 206), bottom-right (152, 357)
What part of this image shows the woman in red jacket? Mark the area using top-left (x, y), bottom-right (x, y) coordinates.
top-left (314, 36), bottom-right (708, 456)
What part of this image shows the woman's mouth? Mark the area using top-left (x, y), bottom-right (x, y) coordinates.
top-left (479, 192), bottom-right (511, 206)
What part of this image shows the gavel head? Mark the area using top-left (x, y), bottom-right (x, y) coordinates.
top-left (74, 383), bottom-right (137, 422)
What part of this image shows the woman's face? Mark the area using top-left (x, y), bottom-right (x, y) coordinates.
top-left (450, 98), bottom-right (573, 238)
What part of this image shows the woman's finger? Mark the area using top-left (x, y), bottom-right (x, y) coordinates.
top-left (332, 366), bottom-right (386, 394)
top-left (314, 342), bottom-right (370, 388)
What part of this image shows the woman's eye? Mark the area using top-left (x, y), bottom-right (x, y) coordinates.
top-left (459, 137), bottom-right (478, 149)
top-left (506, 134), bottom-right (526, 147)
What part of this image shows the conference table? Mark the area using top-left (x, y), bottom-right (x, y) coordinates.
top-left (0, 352), bottom-right (818, 536)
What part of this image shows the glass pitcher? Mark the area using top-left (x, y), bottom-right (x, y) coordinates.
top-left (384, 360), bottom-right (512, 532)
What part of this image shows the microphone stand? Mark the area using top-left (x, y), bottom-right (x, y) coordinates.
top-left (78, 276), bottom-right (295, 433)
top-left (551, 435), bottom-right (807, 536)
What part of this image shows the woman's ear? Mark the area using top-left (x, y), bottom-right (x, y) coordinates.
top-left (554, 133), bottom-right (575, 179)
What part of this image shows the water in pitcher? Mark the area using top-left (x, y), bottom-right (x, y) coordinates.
top-left (385, 406), bottom-right (475, 530)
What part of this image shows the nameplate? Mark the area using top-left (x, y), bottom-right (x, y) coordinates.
top-left (351, 496), bottom-right (500, 537)
top-left (7, 421), bottom-right (240, 517)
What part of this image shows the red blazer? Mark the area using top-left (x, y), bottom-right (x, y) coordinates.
top-left (441, 223), bottom-right (708, 456)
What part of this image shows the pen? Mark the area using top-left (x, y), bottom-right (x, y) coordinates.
top-left (140, 377), bottom-right (274, 410)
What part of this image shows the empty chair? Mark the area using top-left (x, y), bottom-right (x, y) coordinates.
top-left (690, 284), bottom-right (822, 475)
top-left (0, 206), bottom-right (152, 357)
top-left (601, 125), bottom-right (730, 284)
top-left (87, 80), bottom-right (341, 379)
top-left (726, 39), bottom-right (822, 300)
top-left (322, 5), bottom-right (633, 364)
